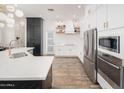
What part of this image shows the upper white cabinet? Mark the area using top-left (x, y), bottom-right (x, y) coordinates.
top-left (90, 9), bottom-right (97, 28)
top-left (108, 5), bottom-right (124, 29)
top-left (96, 5), bottom-right (108, 31)
top-left (96, 4), bottom-right (124, 31)
top-left (84, 4), bottom-right (124, 31)
top-left (84, 5), bottom-right (97, 30)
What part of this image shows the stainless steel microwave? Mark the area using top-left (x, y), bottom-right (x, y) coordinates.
top-left (99, 36), bottom-right (120, 53)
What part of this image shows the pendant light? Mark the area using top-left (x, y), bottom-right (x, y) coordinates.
top-left (7, 13), bottom-right (14, 18)
top-left (0, 12), bottom-right (7, 21)
top-left (6, 5), bottom-right (15, 12)
top-left (15, 9), bottom-right (24, 18)
top-left (0, 22), bottom-right (5, 28)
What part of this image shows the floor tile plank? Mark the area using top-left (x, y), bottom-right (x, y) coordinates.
top-left (52, 57), bottom-right (101, 89)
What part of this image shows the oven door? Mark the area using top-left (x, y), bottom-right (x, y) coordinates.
top-left (97, 56), bottom-right (122, 88)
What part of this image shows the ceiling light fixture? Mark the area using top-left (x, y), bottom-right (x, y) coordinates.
top-left (15, 9), bottom-right (24, 17)
top-left (0, 22), bottom-right (5, 28)
top-left (7, 13), bottom-right (14, 18)
top-left (0, 12), bottom-right (7, 21)
top-left (6, 17), bottom-right (15, 24)
top-left (7, 23), bottom-right (14, 28)
top-left (6, 5), bottom-right (15, 12)
top-left (0, 4), bottom-right (6, 12)
top-left (0, 4), bottom-right (24, 29)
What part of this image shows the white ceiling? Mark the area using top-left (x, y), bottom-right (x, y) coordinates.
top-left (17, 4), bottom-right (85, 20)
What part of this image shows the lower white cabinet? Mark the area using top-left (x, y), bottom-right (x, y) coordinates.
top-left (97, 73), bottom-right (113, 89)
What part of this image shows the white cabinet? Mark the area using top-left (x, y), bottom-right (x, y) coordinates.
top-left (96, 4), bottom-right (124, 31)
top-left (96, 5), bottom-right (108, 31)
top-left (84, 5), bottom-right (97, 30)
top-left (108, 5), bottom-right (124, 29)
top-left (90, 10), bottom-right (97, 28)
top-left (84, 4), bottom-right (124, 32)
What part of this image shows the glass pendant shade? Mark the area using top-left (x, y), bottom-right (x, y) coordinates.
top-left (15, 9), bottom-right (24, 17)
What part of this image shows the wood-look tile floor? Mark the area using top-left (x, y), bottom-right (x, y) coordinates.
top-left (52, 57), bottom-right (101, 89)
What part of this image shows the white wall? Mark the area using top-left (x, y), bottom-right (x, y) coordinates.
top-left (43, 19), bottom-right (84, 60)
top-left (15, 18), bottom-right (26, 47)
top-left (1, 26), bottom-right (15, 47)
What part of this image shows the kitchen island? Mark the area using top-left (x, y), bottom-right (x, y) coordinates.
top-left (0, 47), bottom-right (54, 89)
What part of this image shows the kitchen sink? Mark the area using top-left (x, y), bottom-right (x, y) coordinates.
top-left (10, 52), bottom-right (28, 59)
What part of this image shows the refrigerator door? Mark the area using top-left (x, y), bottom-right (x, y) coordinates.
top-left (83, 28), bottom-right (97, 83)
top-left (87, 29), bottom-right (97, 62)
top-left (84, 56), bottom-right (96, 83)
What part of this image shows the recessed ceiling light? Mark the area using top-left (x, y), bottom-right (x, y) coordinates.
top-left (77, 5), bottom-right (81, 9)
top-left (48, 8), bottom-right (54, 12)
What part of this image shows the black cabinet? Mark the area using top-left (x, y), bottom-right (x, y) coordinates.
top-left (27, 18), bottom-right (43, 56)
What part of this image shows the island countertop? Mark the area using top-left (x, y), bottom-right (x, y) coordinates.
top-left (0, 47), bottom-right (54, 81)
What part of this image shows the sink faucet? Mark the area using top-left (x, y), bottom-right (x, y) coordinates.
top-left (9, 37), bottom-right (20, 56)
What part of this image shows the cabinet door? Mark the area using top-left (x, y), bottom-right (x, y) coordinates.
top-left (90, 11), bottom-right (97, 29)
top-left (96, 5), bottom-right (108, 31)
top-left (108, 5), bottom-right (124, 29)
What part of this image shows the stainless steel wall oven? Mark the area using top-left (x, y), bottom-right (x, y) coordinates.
top-left (97, 51), bottom-right (124, 88)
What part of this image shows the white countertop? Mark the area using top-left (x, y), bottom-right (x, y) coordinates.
top-left (0, 47), bottom-right (54, 81)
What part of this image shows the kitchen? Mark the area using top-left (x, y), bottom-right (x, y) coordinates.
top-left (0, 4), bottom-right (124, 89)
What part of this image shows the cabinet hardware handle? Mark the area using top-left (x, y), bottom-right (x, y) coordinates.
top-left (98, 56), bottom-right (120, 70)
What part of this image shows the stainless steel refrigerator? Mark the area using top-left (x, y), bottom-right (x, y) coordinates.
top-left (83, 28), bottom-right (97, 83)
